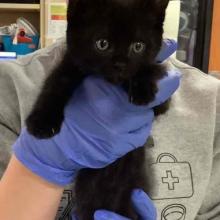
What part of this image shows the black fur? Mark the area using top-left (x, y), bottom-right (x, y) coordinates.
top-left (26, 0), bottom-right (170, 219)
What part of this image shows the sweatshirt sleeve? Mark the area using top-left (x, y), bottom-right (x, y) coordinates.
top-left (0, 69), bottom-right (20, 177)
top-left (0, 38), bottom-right (66, 179)
top-left (195, 80), bottom-right (220, 220)
top-left (0, 123), bottom-right (18, 177)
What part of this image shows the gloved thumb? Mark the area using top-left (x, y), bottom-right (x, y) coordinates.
top-left (147, 69), bottom-right (181, 109)
top-left (131, 189), bottom-right (157, 220)
top-left (94, 210), bottom-right (130, 220)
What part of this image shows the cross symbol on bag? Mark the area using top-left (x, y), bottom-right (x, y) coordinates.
top-left (162, 170), bottom-right (179, 190)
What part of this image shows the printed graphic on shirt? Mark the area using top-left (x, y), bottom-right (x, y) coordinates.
top-left (161, 204), bottom-right (186, 220)
top-left (56, 190), bottom-right (73, 220)
top-left (150, 153), bottom-right (194, 200)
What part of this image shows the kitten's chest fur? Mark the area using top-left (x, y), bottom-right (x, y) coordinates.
top-left (75, 147), bottom-right (149, 220)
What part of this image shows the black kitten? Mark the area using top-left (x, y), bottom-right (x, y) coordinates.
top-left (26, 0), bottom-right (170, 219)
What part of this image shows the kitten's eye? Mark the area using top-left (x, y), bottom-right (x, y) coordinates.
top-left (95, 39), bottom-right (109, 51)
top-left (132, 42), bottom-right (145, 53)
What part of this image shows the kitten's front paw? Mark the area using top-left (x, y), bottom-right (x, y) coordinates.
top-left (26, 111), bottom-right (63, 139)
top-left (153, 99), bottom-right (170, 116)
top-left (131, 81), bottom-right (157, 105)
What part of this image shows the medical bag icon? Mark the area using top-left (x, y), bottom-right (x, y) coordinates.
top-left (150, 153), bottom-right (194, 200)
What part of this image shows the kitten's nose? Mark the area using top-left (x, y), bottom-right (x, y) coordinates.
top-left (114, 62), bottom-right (126, 72)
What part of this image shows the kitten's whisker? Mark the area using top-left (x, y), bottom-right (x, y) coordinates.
top-left (129, 78), bottom-right (133, 103)
top-left (52, 128), bottom-right (55, 134)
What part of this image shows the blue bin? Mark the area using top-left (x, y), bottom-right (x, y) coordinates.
top-left (2, 35), bottom-right (39, 55)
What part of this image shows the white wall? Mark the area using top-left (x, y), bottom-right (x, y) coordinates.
top-left (164, 0), bottom-right (181, 41)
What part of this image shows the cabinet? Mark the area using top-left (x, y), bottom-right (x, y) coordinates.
top-left (209, 0), bottom-right (220, 72)
top-left (0, 1), bottom-right (45, 47)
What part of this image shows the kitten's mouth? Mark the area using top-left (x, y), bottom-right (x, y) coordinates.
top-left (105, 73), bottom-right (130, 84)
top-left (103, 68), bottom-right (135, 84)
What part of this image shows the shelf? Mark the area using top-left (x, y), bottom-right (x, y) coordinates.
top-left (0, 3), bottom-right (40, 12)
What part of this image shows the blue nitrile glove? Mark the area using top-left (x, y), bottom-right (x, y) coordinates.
top-left (13, 39), bottom-right (181, 186)
top-left (156, 39), bottom-right (177, 63)
top-left (93, 189), bottom-right (156, 220)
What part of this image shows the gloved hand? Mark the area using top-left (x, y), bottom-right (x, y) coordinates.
top-left (13, 39), bottom-right (181, 186)
top-left (93, 189), bottom-right (156, 220)
top-left (156, 39), bottom-right (178, 63)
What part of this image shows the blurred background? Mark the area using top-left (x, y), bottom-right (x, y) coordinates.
top-left (164, 0), bottom-right (219, 75)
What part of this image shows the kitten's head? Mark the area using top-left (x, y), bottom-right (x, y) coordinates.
top-left (67, 0), bottom-right (169, 83)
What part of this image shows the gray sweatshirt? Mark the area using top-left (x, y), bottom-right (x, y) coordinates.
top-left (0, 40), bottom-right (219, 220)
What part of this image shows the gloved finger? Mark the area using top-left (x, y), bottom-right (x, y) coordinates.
top-left (147, 69), bottom-right (181, 109)
top-left (71, 212), bottom-right (79, 220)
top-left (111, 109), bottom-right (154, 158)
top-left (94, 210), bottom-right (131, 220)
top-left (156, 39), bottom-right (178, 63)
top-left (126, 118), bottom-right (153, 149)
top-left (131, 189), bottom-right (157, 220)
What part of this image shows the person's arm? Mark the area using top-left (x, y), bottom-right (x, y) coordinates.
top-left (0, 155), bottom-right (63, 220)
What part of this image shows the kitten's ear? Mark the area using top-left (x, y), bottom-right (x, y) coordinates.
top-left (155, 0), bottom-right (170, 10)
top-left (67, 0), bottom-right (88, 25)
top-left (67, 0), bottom-right (78, 8)
top-left (153, 0), bottom-right (169, 23)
